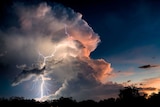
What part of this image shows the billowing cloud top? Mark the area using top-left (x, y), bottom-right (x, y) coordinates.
top-left (0, 2), bottom-right (123, 101)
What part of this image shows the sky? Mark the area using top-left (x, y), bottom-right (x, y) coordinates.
top-left (0, 0), bottom-right (160, 101)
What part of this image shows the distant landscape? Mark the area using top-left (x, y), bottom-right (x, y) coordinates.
top-left (0, 86), bottom-right (160, 107)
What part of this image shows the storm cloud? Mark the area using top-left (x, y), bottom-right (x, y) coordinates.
top-left (0, 2), bottom-right (123, 101)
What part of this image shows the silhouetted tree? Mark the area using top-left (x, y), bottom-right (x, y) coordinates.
top-left (1, 87), bottom-right (160, 107)
top-left (56, 97), bottom-right (77, 107)
top-left (78, 99), bottom-right (97, 107)
top-left (99, 98), bottom-right (116, 107)
top-left (119, 86), bottom-right (140, 100)
top-left (117, 86), bottom-right (147, 107)
top-left (148, 91), bottom-right (160, 107)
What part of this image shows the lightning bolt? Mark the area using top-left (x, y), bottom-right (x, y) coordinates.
top-left (38, 47), bottom-right (57, 68)
top-left (40, 74), bottom-right (51, 98)
top-left (40, 75), bottom-right (44, 98)
top-left (36, 24), bottom-right (72, 100)
top-left (37, 48), bottom-right (57, 99)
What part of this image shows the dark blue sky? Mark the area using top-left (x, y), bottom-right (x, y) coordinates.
top-left (0, 0), bottom-right (160, 101)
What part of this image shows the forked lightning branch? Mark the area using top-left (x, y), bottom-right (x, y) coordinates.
top-left (36, 25), bottom-right (71, 100)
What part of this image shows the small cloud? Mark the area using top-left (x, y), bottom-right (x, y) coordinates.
top-left (127, 80), bottom-right (131, 83)
top-left (138, 64), bottom-right (159, 69)
top-left (141, 87), bottom-right (157, 91)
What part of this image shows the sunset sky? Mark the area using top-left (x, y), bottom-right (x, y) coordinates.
top-left (0, 0), bottom-right (160, 101)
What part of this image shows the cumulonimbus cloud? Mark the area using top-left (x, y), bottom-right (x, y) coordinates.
top-left (0, 2), bottom-right (123, 101)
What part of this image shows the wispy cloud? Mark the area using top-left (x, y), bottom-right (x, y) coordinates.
top-left (138, 64), bottom-right (160, 69)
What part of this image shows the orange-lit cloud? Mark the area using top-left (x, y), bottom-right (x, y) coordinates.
top-left (140, 77), bottom-right (160, 96)
top-left (109, 69), bottom-right (135, 81)
top-left (83, 58), bottom-right (113, 83)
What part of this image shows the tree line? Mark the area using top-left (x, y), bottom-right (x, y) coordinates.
top-left (0, 86), bottom-right (160, 107)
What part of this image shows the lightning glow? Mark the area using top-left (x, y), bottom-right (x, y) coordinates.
top-left (37, 24), bottom-right (70, 100)
top-left (38, 47), bottom-right (57, 68)
top-left (40, 75), bottom-right (44, 98)
top-left (40, 74), bottom-right (51, 98)
top-left (37, 50), bottom-right (56, 99)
